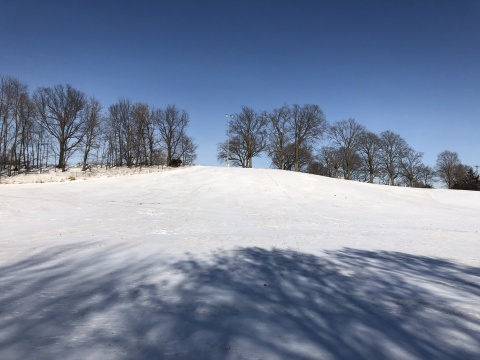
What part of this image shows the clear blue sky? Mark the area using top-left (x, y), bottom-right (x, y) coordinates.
top-left (1, 0), bottom-right (479, 169)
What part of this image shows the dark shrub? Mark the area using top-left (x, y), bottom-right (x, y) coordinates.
top-left (169, 158), bottom-right (182, 167)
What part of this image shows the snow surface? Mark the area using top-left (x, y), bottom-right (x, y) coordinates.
top-left (1, 166), bottom-right (479, 360)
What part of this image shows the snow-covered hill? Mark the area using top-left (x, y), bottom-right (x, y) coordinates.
top-left (1, 166), bottom-right (479, 359)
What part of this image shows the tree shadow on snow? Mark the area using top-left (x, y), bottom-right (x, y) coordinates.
top-left (1, 244), bottom-right (479, 359)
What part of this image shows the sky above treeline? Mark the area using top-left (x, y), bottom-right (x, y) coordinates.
top-left (1, 0), bottom-right (479, 169)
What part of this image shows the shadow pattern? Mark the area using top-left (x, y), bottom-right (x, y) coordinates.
top-left (1, 244), bottom-right (479, 359)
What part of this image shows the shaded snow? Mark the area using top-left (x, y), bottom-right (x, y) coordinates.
top-left (1, 166), bottom-right (479, 359)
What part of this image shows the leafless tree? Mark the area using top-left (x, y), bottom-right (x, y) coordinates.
top-left (378, 131), bottom-right (408, 186)
top-left (0, 76), bottom-right (25, 173)
top-left (180, 135), bottom-right (198, 165)
top-left (131, 102), bottom-right (157, 166)
top-left (265, 105), bottom-right (292, 170)
top-left (157, 104), bottom-right (189, 166)
top-left (0, 76), bottom-right (50, 176)
top-left (417, 164), bottom-right (436, 188)
top-left (269, 142), bottom-right (295, 170)
top-left (107, 99), bottom-right (135, 167)
top-left (291, 104), bottom-right (327, 172)
top-left (135, 103), bottom-right (157, 166)
top-left (217, 136), bottom-right (249, 168)
top-left (319, 146), bottom-right (343, 178)
top-left (399, 148), bottom-right (424, 187)
top-left (34, 84), bottom-right (87, 171)
top-left (328, 118), bottom-right (365, 180)
top-left (435, 150), bottom-right (462, 189)
top-left (0, 77), bottom-right (12, 171)
top-left (452, 166), bottom-right (480, 191)
top-left (81, 97), bottom-right (102, 171)
top-left (271, 142), bottom-right (313, 171)
top-left (357, 131), bottom-right (381, 183)
top-left (221, 106), bottom-right (267, 168)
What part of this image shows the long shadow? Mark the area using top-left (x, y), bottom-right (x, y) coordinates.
top-left (1, 244), bottom-right (479, 359)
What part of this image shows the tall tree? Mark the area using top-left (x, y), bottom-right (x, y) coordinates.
top-left (225, 106), bottom-right (267, 168)
top-left (13, 88), bottom-right (38, 173)
top-left (132, 102), bottom-right (155, 166)
top-left (328, 118), bottom-right (365, 180)
top-left (0, 76), bottom-right (21, 171)
top-left (157, 104), bottom-right (189, 166)
top-left (271, 142), bottom-right (313, 171)
top-left (133, 103), bottom-right (157, 166)
top-left (108, 99), bottom-right (135, 167)
top-left (418, 164), bottom-right (436, 188)
top-left (180, 135), bottom-right (198, 165)
top-left (452, 167), bottom-right (480, 191)
top-left (34, 84), bottom-right (86, 171)
top-left (319, 146), bottom-right (342, 178)
top-left (265, 105), bottom-right (292, 170)
top-left (81, 97), bottom-right (102, 170)
top-left (399, 147), bottom-right (424, 187)
top-left (435, 150), bottom-right (462, 189)
top-left (378, 130), bottom-right (408, 186)
top-left (217, 136), bottom-right (248, 168)
top-left (291, 104), bottom-right (327, 172)
top-left (357, 131), bottom-right (380, 183)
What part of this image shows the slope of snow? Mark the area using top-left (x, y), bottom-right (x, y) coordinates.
top-left (1, 166), bottom-right (479, 359)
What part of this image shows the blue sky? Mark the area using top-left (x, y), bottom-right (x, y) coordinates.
top-left (1, 0), bottom-right (479, 169)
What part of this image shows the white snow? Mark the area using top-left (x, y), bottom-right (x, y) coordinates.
top-left (1, 166), bottom-right (479, 359)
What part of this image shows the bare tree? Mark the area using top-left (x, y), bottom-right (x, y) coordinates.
top-left (81, 97), bottom-right (102, 171)
top-left (134, 103), bottom-right (157, 166)
top-left (357, 131), bottom-right (381, 183)
top-left (435, 150), bottom-right (462, 189)
top-left (224, 106), bottom-right (267, 168)
top-left (157, 104), bottom-right (189, 166)
top-left (269, 142), bottom-right (295, 170)
top-left (418, 164), bottom-right (436, 188)
top-left (291, 104), bottom-right (327, 172)
top-left (399, 148), bottom-right (424, 187)
top-left (132, 102), bottom-right (156, 166)
top-left (378, 131), bottom-right (408, 186)
top-left (270, 142), bottom-right (313, 171)
top-left (319, 146), bottom-right (343, 178)
top-left (34, 84), bottom-right (86, 171)
top-left (452, 166), bottom-right (480, 191)
top-left (180, 135), bottom-right (198, 165)
top-left (265, 105), bottom-right (292, 170)
top-left (108, 99), bottom-right (135, 167)
top-left (1, 78), bottom-right (28, 173)
top-left (328, 118), bottom-right (365, 180)
top-left (0, 78), bottom-right (11, 171)
top-left (217, 136), bottom-right (249, 168)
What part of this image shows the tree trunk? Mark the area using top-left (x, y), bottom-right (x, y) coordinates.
top-left (58, 144), bottom-right (65, 171)
top-left (294, 145), bottom-right (299, 172)
top-left (82, 148), bottom-right (89, 171)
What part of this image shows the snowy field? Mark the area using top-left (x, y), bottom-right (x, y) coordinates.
top-left (1, 166), bottom-right (479, 360)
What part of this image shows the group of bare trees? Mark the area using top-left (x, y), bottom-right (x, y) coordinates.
top-left (102, 100), bottom-right (196, 169)
top-left (0, 75), bottom-right (197, 176)
top-left (218, 104), bottom-right (478, 189)
top-left (1, 76), bottom-right (39, 176)
top-left (435, 151), bottom-right (479, 190)
top-left (218, 104), bottom-right (327, 171)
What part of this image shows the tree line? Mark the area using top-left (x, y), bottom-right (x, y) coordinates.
top-left (218, 104), bottom-right (479, 190)
top-left (0, 75), bottom-right (197, 176)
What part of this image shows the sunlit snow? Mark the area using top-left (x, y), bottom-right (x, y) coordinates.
top-left (1, 166), bottom-right (479, 359)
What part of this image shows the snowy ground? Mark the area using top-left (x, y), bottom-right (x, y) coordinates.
top-left (1, 166), bottom-right (479, 359)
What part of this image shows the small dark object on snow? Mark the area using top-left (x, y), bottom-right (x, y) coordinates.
top-left (169, 158), bottom-right (182, 167)
top-left (264, 283), bottom-right (268, 287)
